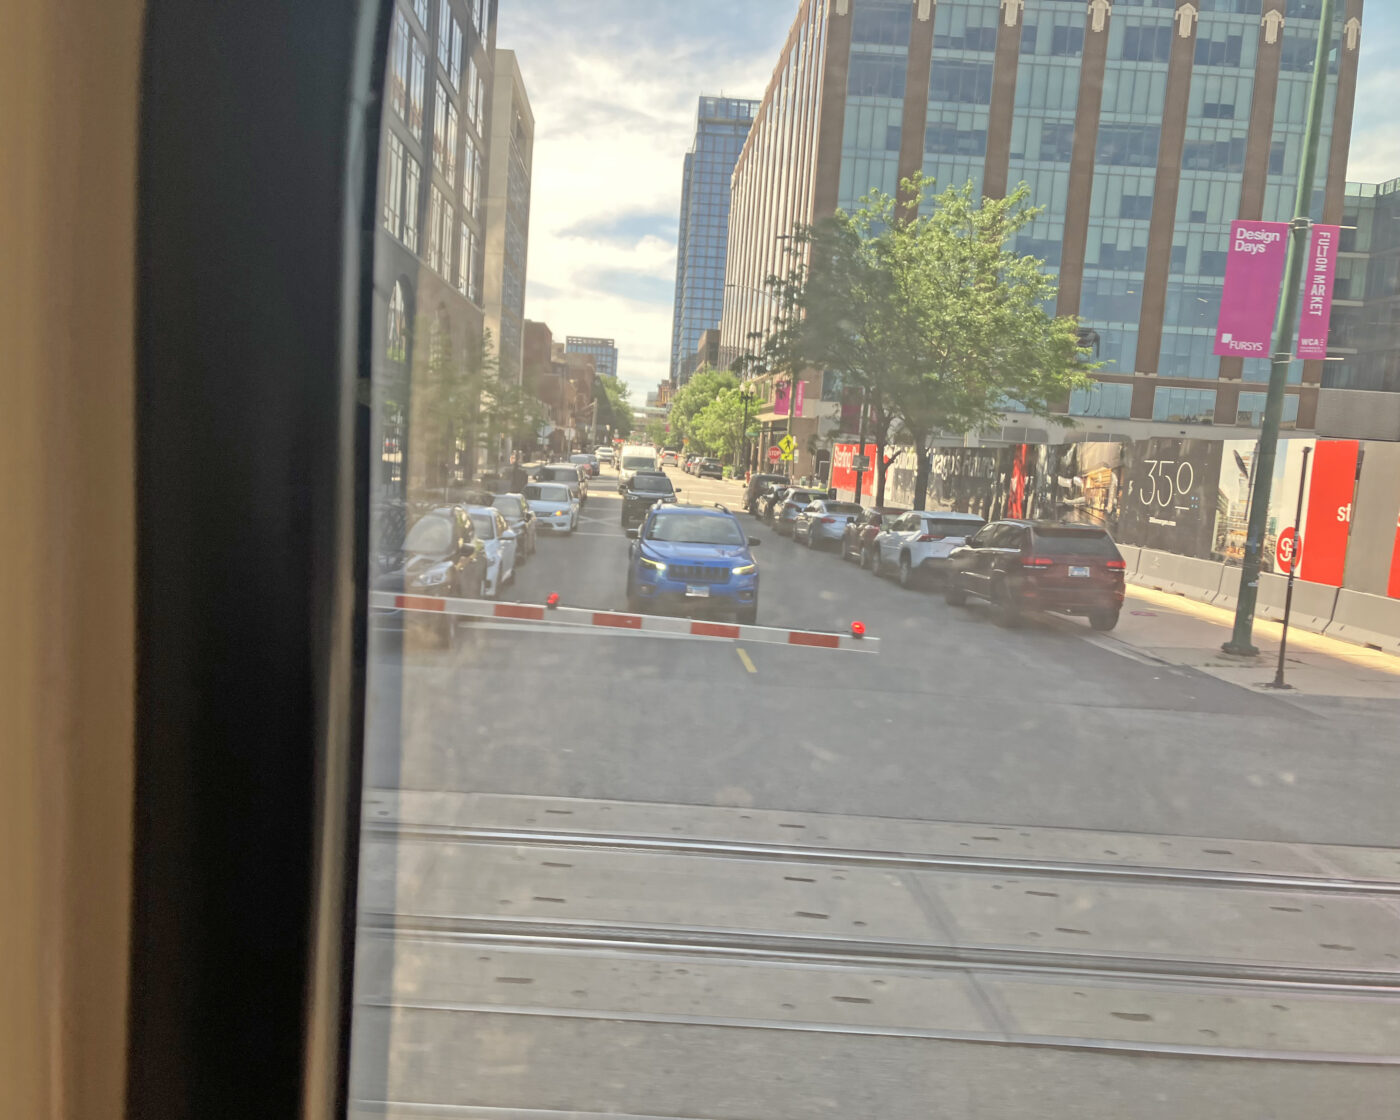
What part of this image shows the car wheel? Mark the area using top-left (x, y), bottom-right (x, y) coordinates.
top-left (898, 554), bottom-right (913, 588)
top-left (992, 581), bottom-right (1021, 628)
top-left (737, 605), bottom-right (757, 626)
top-left (944, 579), bottom-right (967, 607)
top-left (1089, 608), bottom-right (1120, 632)
top-left (806, 527), bottom-right (817, 549)
top-left (869, 549), bottom-right (883, 577)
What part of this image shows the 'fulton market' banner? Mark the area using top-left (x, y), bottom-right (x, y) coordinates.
top-left (1214, 220), bottom-right (1290, 358)
top-left (1296, 223), bottom-right (1341, 360)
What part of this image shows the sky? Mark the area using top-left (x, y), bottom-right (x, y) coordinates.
top-left (499, 1), bottom-right (1400, 405)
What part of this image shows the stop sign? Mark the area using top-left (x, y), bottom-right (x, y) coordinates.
top-left (767, 445), bottom-right (781, 463)
top-left (1276, 527), bottom-right (1300, 573)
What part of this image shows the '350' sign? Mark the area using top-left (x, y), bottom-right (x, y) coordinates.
top-left (1138, 459), bottom-right (1196, 508)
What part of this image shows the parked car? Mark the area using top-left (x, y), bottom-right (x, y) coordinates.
top-left (944, 520), bottom-right (1127, 630)
top-left (570, 451), bottom-right (600, 478)
top-left (523, 482), bottom-right (579, 534)
top-left (594, 445), bottom-right (614, 466)
top-left (760, 485), bottom-right (792, 523)
top-left (791, 500), bottom-right (864, 549)
top-left (466, 506), bottom-right (520, 599)
top-left (871, 510), bottom-right (986, 588)
top-left (682, 454), bottom-right (696, 473)
top-left (371, 505), bottom-right (487, 645)
top-left (534, 462), bottom-right (588, 505)
top-left (841, 506), bottom-right (904, 566)
top-left (744, 472), bottom-right (788, 514)
top-left (490, 492), bottom-right (537, 558)
top-left (620, 469), bottom-right (679, 531)
top-left (696, 457), bottom-right (723, 479)
top-left (772, 488), bottom-right (826, 536)
top-left (661, 449), bottom-right (679, 466)
top-left (625, 503), bottom-right (761, 623)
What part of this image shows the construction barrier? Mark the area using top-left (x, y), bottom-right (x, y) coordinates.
top-left (1327, 591), bottom-right (1400, 655)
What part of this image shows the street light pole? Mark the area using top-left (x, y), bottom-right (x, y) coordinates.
top-left (1223, 0), bottom-right (1335, 656)
top-left (851, 385), bottom-right (869, 504)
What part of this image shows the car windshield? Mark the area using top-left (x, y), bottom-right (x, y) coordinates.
top-left (467, 513), bottom-right (495, 539)
top-left (400, 514), bottom-right (452, 555)
top-left (824, 503), bottom-right (863, 515)
top-left (622, 455), bottom-right (654, 470)
top-left (491, 496), bottom-right (523, 517)
top-left (570, 455), bottom-right (590, 464)
top-left (921, 517), bottom-right (983, 538)
top-left (630, 475), bottom-right (673, 493)
top-left (646, 513), bottom-right (746, 545)
top-left (1034, 528), bottom-right (1120, 557)
top-left (524, 484), bottom-right (569, 503)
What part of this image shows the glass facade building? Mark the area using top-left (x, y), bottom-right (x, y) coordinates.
top-left (670, 97), bottom-right (758, 385)
top-left (565, 336), bottom-right (618, 379)
top-left (1326, 178), bottom-right (1400, 394)
top-left (723, 0), bottom-right (1368, 440)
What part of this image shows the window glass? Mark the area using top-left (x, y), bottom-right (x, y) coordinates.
top-left (646, 513), bottom-right (745, 544)
top-left (467, 511), bottom-right (495, 538)
top-left (1032, 528), bottom-right (1120, 557)
top-left (401, 513), bottom-right (452, 554)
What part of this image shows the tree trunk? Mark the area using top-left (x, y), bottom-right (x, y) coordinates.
top-left (912, 444), bottom-right (933, 511)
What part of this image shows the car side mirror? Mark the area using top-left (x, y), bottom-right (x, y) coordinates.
top-left (501, 529), bottom-right (517, 541)
top-left (674, 488), bottom-right (682, 494)
top-left (748, 537), bottom-right (761, 546)
top-left (625, 527), bottom-right (639, 539)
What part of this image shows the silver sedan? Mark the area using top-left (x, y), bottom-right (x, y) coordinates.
top-left (791, 500), bottom-right (865, 549)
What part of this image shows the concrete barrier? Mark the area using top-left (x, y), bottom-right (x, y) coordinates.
top-left (1326, 590), bottom-right (1400, 654)
top-left (1254, 571), bottom-right (1339, 635)
top-left (1130, 549), bottom-right (1224, 604)
top-left (1116, 544), bottom-right (1142, 577)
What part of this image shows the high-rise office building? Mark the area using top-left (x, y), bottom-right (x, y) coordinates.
top-left (374, 0), bottom-right (498, 491)
top-left (483, 49), bottom-right (534, 402)
top-left (670, 96), bottom-right (758, 385)
top-left (565, 336), bottom-right (618, 379)
top-left (722, 0), bottom-right (1366, 452)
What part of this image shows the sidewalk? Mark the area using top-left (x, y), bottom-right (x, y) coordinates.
top-left (1093, 585), bottom-right (1400, 700)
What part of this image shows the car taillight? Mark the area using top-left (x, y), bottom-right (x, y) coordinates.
top-left (821, 517), bottom-right (836, 524)
top-left (1105, 559), bottom-right (1126, 571)
top-left (1022, 556), bottom-right (1054, 568)
top-left (915, 533), bottom-right (945, 542)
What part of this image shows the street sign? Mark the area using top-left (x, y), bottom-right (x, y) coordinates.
top-left (778, 434), bottom-right (796, 455)
top-left (851, 454), bottom-right (871, 472)
top-left (1276, 527), bottom-right (1300, 574)
top-left (767, 446), bottom-right (781, 463)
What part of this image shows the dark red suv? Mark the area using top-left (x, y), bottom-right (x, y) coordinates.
top-left (840, 506), bottom-right (905, 567)
top-left (944, 520), bottom-right (1127, 630)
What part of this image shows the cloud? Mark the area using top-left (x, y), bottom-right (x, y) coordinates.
top-left (1347, 13), bottom-right (1400, 183)
top-left (497, 0), bottom-right (792, 398)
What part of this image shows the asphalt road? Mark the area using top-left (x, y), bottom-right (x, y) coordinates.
top-left (366, 464), bottom-right (1400, 847)
top-left (352, 464), bottom-right (1400, 1119)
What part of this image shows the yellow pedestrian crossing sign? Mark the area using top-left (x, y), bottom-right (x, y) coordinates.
top-left (777, 434), bottom-right (796, 461)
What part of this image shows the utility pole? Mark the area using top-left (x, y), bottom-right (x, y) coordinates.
top-left (1223, 0), bottom-right (1335, 657)
top-left (851, 385), bottom-right (869, 504)
top-left (1266, 446), bottom-right (1311, 690)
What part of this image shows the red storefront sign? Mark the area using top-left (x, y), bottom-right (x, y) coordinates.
top-left (831, 442), bottom-right (879, 500)
top-left (1298, 439), bottom-right (1358, 588)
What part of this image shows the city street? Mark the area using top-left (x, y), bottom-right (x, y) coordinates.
top-left (354, 464), bottom-right (1400, 1119)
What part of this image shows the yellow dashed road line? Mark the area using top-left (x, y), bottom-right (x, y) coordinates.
top-left (735, 647), bottom-right (757, 674)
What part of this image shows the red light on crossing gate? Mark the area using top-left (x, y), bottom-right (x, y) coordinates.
top-left (850, 620), bottom-right (866, 638)
top-left (546, 593), bottom-right (560, 608)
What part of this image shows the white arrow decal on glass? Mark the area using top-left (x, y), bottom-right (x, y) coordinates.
top-left (1088, 0), bottom-right (1112, 35)
top-left (1176, 2), bottom-right (1198, 39)
top-left (1262, 9), bottom-right (1285, 46)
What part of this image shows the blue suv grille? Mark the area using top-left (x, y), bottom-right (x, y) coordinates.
top-left (667, 564), bottom-right (731, 584)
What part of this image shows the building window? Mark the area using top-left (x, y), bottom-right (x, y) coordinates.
top-left (852, 6), bottom-right (910, 47)
top-left (410, 0), bottom-right (428, 27)
top-left (1201, 101), bottom-right (1235, 120)
top-left (471, 149), bottom-right (483, 218)
top-left (1182, 136), bottom-right (1247, 173)
top-left (1269, 140), bottom-right (1287, 175)
top-left (1195, 34), bottom-right (1244, 68)
top-left (388, 11), bottom-right (410, 124)
top-left (458, 223), bottom-right (480, 303)
top-left (402, 153), bottom-right (420, 250)
top-left (1068, 382), bottom-right (1133, 419)
top-left (1120, 195), bottom-right (1153, 220)
top-left (383, 132), bottom-right (405, 237)
top-left (471, 0), bottom-right (484, 35)
top-left (387, 280), bottom-right (408, 362)
top-left (437, 0), bottom-right (452, 71)
top-left (426, 187), bottom-right (454, 277)
top-left (1051, 25), bottom-right (1084, 57)
top-left (450, 20), bottom-right (463, 90)
top-left (408, 35), bottom-right (426, 137)
top-left (433, 82), bottom-right (458, 184)
top-left (848, 55), bottom-right (908, 99)
top-left (474, 71), bottom-right (486, 135)
top-left (1096, 125), bottom-right (1160, 168)
top-left (1237, 392), bottom-right (1300, 429)
top-left (1122, 25), bottom-right (1173, 64)
top-left (925, 123), bottom-right (987, 157)
top-left (929, 60), bottom-right (994, 104)
top-left (1152, 387), bottom-right (1217, 425)
top-left (462, 131), bottom-right (477, 212)
top-left (886, 125), bottom-right (902, 152)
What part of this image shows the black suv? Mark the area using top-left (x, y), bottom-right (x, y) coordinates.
top-left (696, 457), bottom-right (723, 479)
top-left (620, 470), bottom-right (679, 530)
top-left (944, 520), bottom-right (1127, 630)
top-left (744, 472), bottom-right (788, 514)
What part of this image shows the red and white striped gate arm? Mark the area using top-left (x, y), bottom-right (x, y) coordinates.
top-left (369, 591), bottom-right (878, 653)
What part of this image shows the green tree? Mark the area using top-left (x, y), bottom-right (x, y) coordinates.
top-left (667, 366), bottom-right (738, 447)
top-left (766, 176), bottom-right (1091, 508)
top-left (643, 417), bottom-right (670, 449)
top-left (594, 375), bottom-right (634, 440)
top-left (689, 387), bottom-right (747, 464)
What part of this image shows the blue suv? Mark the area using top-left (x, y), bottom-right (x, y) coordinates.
top-left (625, 504), bottom-right (761, 623)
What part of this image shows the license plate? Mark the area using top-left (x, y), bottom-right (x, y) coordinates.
top-left (1069, 565), bottom-right (1091, 578)
top-left (685, 585), bottom-right (710, 598)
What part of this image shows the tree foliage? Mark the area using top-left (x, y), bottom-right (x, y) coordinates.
top-left (593, 376), bottom-right (634, 439)
top-left (666, 367), bottom-right (738, 448)
top-left (758, 176), bottom-right (1091, 507)
top-left (689, 387), bottom-right (748, 462)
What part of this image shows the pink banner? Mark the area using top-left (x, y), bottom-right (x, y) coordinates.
top-left (794, 378), bottom-right (806, 419)
top-left (1296, 224), bottom-right (1340, 360)
top-left (773, 379), bottom-right (790, 417)
top-left (1214, 220), bottom-right (1289, 359)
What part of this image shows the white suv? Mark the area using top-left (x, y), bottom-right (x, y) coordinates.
top-left (872, 510), bottom-right (986, 588)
